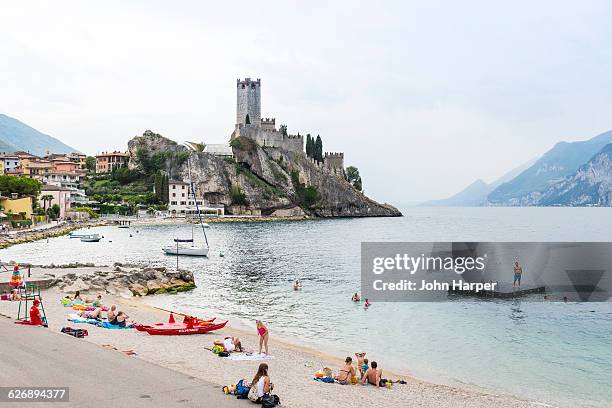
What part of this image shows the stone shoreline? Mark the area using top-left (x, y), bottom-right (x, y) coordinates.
top-left (0, 220), bottom-right (109, 250)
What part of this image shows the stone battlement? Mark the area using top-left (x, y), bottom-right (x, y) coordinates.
top-left (237, 78), bottom-right (261, 87)
top-left (324, 152), bottom-right (344, 158)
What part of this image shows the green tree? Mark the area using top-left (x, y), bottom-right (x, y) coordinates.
top-left (314, 135), bottom-right (323, 163)
top-left (47, 204), bottom-right (61, 220)
top-left (346, 166), bottom-right (362, 191)
top-left (85, 156), bottom-right (96, 172)
top-left (306, 134), bottom-right (313, 158)
top-left (230, 184), bottom-right (247, 205)
top-left (40, 194), bottom-right (54, 212)
top-left (279, 124), bottom-right (288, 136)
top-left (0, 175), bottom-right (42, 198)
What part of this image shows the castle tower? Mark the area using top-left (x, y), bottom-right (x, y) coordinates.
top-left (236, 78), bottom-right (261, 126)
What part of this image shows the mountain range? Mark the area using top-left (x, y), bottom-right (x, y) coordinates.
top-left (422, 130), bottom-right (612, 207)
top-left (0, 114), bottom-right (77, 156)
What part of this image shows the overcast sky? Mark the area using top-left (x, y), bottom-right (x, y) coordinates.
top-left (1, 1), bottom-right (611, 204)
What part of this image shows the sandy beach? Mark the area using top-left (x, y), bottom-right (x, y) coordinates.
top-left (0, 280), bottom-right (547, 408)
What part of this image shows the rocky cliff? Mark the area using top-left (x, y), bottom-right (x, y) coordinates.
top-left (538, 143), bottom-right (612, 206)
top-left (127, 132), bottom-right (401, 217)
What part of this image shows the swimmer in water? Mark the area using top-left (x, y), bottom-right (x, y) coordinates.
top-left (364, 299), bottom-right (371, 309)
top-left (352, 292), bottom-right (361, 302)
top-left (293, 279), bottom-right (302, 290)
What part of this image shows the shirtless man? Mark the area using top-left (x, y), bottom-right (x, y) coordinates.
top-left (513, 261), bottom-right (523, 287)
top-left (335, 357), bottom-right (356, 385)
top-left (363, 361), bottom-right (384, 386)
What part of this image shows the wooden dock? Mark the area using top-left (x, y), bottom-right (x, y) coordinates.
top-left (449, 282), bottom-right (545, 299)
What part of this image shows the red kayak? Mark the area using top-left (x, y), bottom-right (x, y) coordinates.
top-left (142, 320), bottom-right (228, 335)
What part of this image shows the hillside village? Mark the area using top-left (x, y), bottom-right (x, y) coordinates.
top-left (0, 78), bottom-right (400, 230)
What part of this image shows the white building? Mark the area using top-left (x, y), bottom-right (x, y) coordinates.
top-left (203, 144), bottom-right (234, 158)
top-left (168, 180), bottom-right (224, 216)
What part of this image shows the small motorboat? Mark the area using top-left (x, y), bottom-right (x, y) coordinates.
top-left (80, 234), bottom-right (102, 242)
top-left (142, 320), bottom-right (228, 336)
top-left (69, 233), bottom-right (88, 239)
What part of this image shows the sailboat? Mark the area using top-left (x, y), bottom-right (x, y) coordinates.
top-left (162, 151), bottom-right (210, 257)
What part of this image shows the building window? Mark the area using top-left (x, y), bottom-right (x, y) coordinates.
top-left (180, 201), bottom-right (186, 205)
top-left (181, 193), bottom-right (185, 197)
top-left (182, 185), bottom-right (185, 189)
top-left (170, 201), bottom-right (177, 205)
top-left (172, 185), bottom-right (176, 189)
top-left (172, 193), bottom-right (176, 197)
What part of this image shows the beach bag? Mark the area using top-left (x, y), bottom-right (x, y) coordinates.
top-left (235, 379), bottom-right (250, 396)
top-left (261, 394), bottom-right (280, 408)
top-left (218, 351), bottom-right (230, 357)
top-left (247, 386), bottom-right (258, 402)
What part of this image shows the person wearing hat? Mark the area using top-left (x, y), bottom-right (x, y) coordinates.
top-left (30, 299), bottom-right (43, 326)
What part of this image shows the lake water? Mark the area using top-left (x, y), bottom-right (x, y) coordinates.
top-left (2, 207), bottom-right (611, 408)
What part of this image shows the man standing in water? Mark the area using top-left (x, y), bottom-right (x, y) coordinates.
top-left (513, 260), bottom-right (523, 287)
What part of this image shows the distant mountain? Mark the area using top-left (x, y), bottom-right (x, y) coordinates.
top-left (538, 143), bottom-right (612, 206)
top-left (420, 158), bottom-right (536, 207)
top-left (0, 114), bottom-right (77, 156)
top-left (487, 130), bottom-right (612, 205)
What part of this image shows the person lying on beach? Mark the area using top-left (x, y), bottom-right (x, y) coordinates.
top-left (293, 280), bottom-right (302, 290)
top-left (352, 292), bottom-right (361, 302)
top-left (256, 320), bottom-right (269, 355)
top-left (362, 361), bottom-right (388, 387)
top-left (214, 336), bottom-right (242, 352)
top-left (335, 357), bottom-right (356, 385)
top-left (252, 363), bottom-right (274, 403)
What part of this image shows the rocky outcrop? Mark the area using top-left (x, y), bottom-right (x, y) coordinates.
top-left (53, 266), bottom-right (196, 298)
top-left (127, 133), bottom-right (402, 217)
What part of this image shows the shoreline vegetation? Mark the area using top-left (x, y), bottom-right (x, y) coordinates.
top-left (0, 261), bottom-right (543, 407)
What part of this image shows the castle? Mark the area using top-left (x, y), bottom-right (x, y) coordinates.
top-left (230, 78), bottom-right (344, 175)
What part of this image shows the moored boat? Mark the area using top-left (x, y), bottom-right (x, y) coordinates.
top-left (80, 234), bottom-right (102, 242)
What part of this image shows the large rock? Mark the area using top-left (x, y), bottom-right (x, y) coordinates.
top-left (55, 266), bottom-right (196, 297)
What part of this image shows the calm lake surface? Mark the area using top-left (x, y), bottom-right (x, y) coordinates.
top-left (3, 207), bottom-right (611, 408)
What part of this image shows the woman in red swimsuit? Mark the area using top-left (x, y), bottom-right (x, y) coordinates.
top-left (256, 320), bottom-right (269, 355)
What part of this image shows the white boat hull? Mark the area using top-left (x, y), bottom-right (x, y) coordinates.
top-left (80, 234), bottom-right (102, 242)
top-left (163, 245), bottom-right (209, 257)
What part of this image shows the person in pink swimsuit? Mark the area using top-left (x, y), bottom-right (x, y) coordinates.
top-left (256, 320), bottom-right (269, 354)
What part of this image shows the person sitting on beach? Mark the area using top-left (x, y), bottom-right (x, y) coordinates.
top-left (293, 280), bottom-right (302, 290)
top-left (107, 305), bottom-right (117, 322)
top-left (352, 292), bottom-right (361, 302)
top-left (256, 320), bottom-right (269, 355)
top-left (252, 363), bottom-right (273, 402)
top-left (214, 336), bottom-right (242, 352)
top-left (363, 361), bottom-right (386, 387)
top-left (10, 289), bottom-right (21, 301)
top-left (354, 352), bottom-right (367, 377)
top-left (513, 261), bottom-right (523, 288)
top-left (335, 357), bottom-right (356, 385)
top-left (111, 311), bottom-right (129, 327)
top-left (30, 299), bottom-right (44, 326)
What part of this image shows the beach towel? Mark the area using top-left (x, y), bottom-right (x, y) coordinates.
top-left (67, 314), bottom-right (99, 325)
top-left (225, 353), bottom-right (274, 361)
top-left (97, 322), bottom-right (134, 329)
top-left (313, 377), bottom-right (335, 383)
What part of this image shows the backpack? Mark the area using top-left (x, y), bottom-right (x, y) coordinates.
top-left (247, 386), bottom-right (259, 402)
top-left (261, 394), bottom-right (280, 408)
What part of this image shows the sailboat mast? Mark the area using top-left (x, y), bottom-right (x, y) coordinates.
top-left (186, 153), bottom-right (209, 247)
